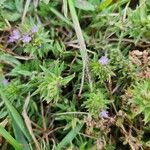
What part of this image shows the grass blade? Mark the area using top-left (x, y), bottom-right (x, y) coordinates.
top-left (12, 117), bottom-right (31, 150)
top-left (98, 0), bottom-right (113, 11)
top-left (57, 124), bottom-right (83, 149)
top-left (22, 0), bottom-right (31, 23)
top-left (0, 125), bottom-right (23, 150)
top-left (49, 7), bottom-right (73, 27)
top-left (0, 90), bottom-right (31, 142)
top-left (68, 0), bottom-right (93, 95)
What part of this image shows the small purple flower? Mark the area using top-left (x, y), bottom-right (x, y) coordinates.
top-left (31, 26), bottom-right (38, 33)
top-left (12, 29), bottom-right (20, 39)
top-left (99, 56), bottom-right (109, 65)
top-left (22, 34), bottom-right (32, 43)
top-left (100, 110), bottom-right (109, 118)
top-left (3, 79), bottom-right (9, 86)
top-left (8, 29), bottom-right (20, 43)
top-left (8, 36), bottom-right (16, 43)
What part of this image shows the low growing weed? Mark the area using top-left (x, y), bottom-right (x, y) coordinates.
top-left (0, 0), bottom-right (150, 149)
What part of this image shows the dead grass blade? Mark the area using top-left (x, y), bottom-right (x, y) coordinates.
top-left (22, 94), bottom-right (41, 150)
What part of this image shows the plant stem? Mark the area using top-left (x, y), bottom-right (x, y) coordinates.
top-left (68, 0), bottom-right (93, 95)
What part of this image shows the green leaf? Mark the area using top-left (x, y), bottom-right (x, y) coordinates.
top-left (74, 0), bottom-right (95, 11)
top-left (15, 0), bottom-right (23, 12)
top-left (41, 0), bottom-right (50, 4)
top-left (12, 117), bottom-right (30, 150)
top-left (0, 54), bottom-right (20, 67)
top-left (98, 0), bottom-right (113, 11)
top-left (89, 0), bottom-right (101, 5)
top-left (0, 90), bottom-right (31, 142)
top-left (2, 10), bottom-right (21, 21)
top-left (0, 0), bottom-right (6, 6)
top-left (49, 7), bottom-right (73, 27)
top-left (10, 68), bottom-right (32, 76)
top-left (0, 125), bottom-right (23, 150)
top-left (57, 123), bottom-right (83, 149)
top-left (61, 74), bottom-right (75, 85)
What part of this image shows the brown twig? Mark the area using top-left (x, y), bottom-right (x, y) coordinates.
top-left (0, 46), bottom-right (34, 60)
top-left (42, 126), bottom-right (65, 139)
top-left (22, 93), bottom-right (41, 150)
top-left (79, 132), bottom-right (98, 140)
top-left (41, 102), bottom-right (49, 145)
top-left (108, 38), bottom-right (150, 48)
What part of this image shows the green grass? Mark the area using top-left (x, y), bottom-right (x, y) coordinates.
top-left (0, 0), bottom-right (150, 149)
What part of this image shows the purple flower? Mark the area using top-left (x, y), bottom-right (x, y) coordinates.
top-left (31, 26), bottom-right (38, 33)
top-left (3, 79), bottom-right (9, 86)
top-left (12, 29), bottom-right (20, 39)
top-left (8, 36), bottom-right (16, 43)
top-left (8, 29), bottom-right (20, 43)
top-left (22, 34), bottom-right (32, 43)
top-left (99, 56), bottom-right (109, 65)
top-left (100, 110), bottom-right (109, 118)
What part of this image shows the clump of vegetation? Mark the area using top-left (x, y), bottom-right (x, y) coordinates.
top-left (0, 0), bottom-right (150, 149)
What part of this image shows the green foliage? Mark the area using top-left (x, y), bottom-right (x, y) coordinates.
top-left (33, 62), bottom-right (74, 103)
top-left (127, 1), bottom-right (150, 41)
top-left (0, 0), bottom-right (23, 22)
top-left (0, 125), bottom-right (23, 150)
top-left (109, 48), bottom-right (137, 83)
top-left (0, 0), bottom-right (150, 149)
top-left (57, 123), bottom-right (83, 149)
top-left (98, 0), bottom-right (113, 11)
top-left (131, 79), bottom-right (150, 123)
top-left (3, 80), bottom-right (23, 102)
top-left (74, 0), bottom-right (95, 11)
top-left (91, 56), bottom-right (113, 82)
top-left (0, 90), bottom-right (31, 142)
top-left (17, 24), bottom-right (53, 58)
top-left (83, 89), bottom-right (109, 118)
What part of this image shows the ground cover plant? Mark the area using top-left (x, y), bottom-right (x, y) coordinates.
top-left (0, 0), bottom-right (150, 149)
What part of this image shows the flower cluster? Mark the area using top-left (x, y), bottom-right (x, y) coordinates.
top-left (8, 29), bottom-right (20, 43)
top-left (8, 26), bottom-right (38, 44)
top-left (99, 56), bottom-right (109, 65)
top-left (22, 35), bottom-right (32, 43)
top-left (31, 26), bottom-right (38, 33)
